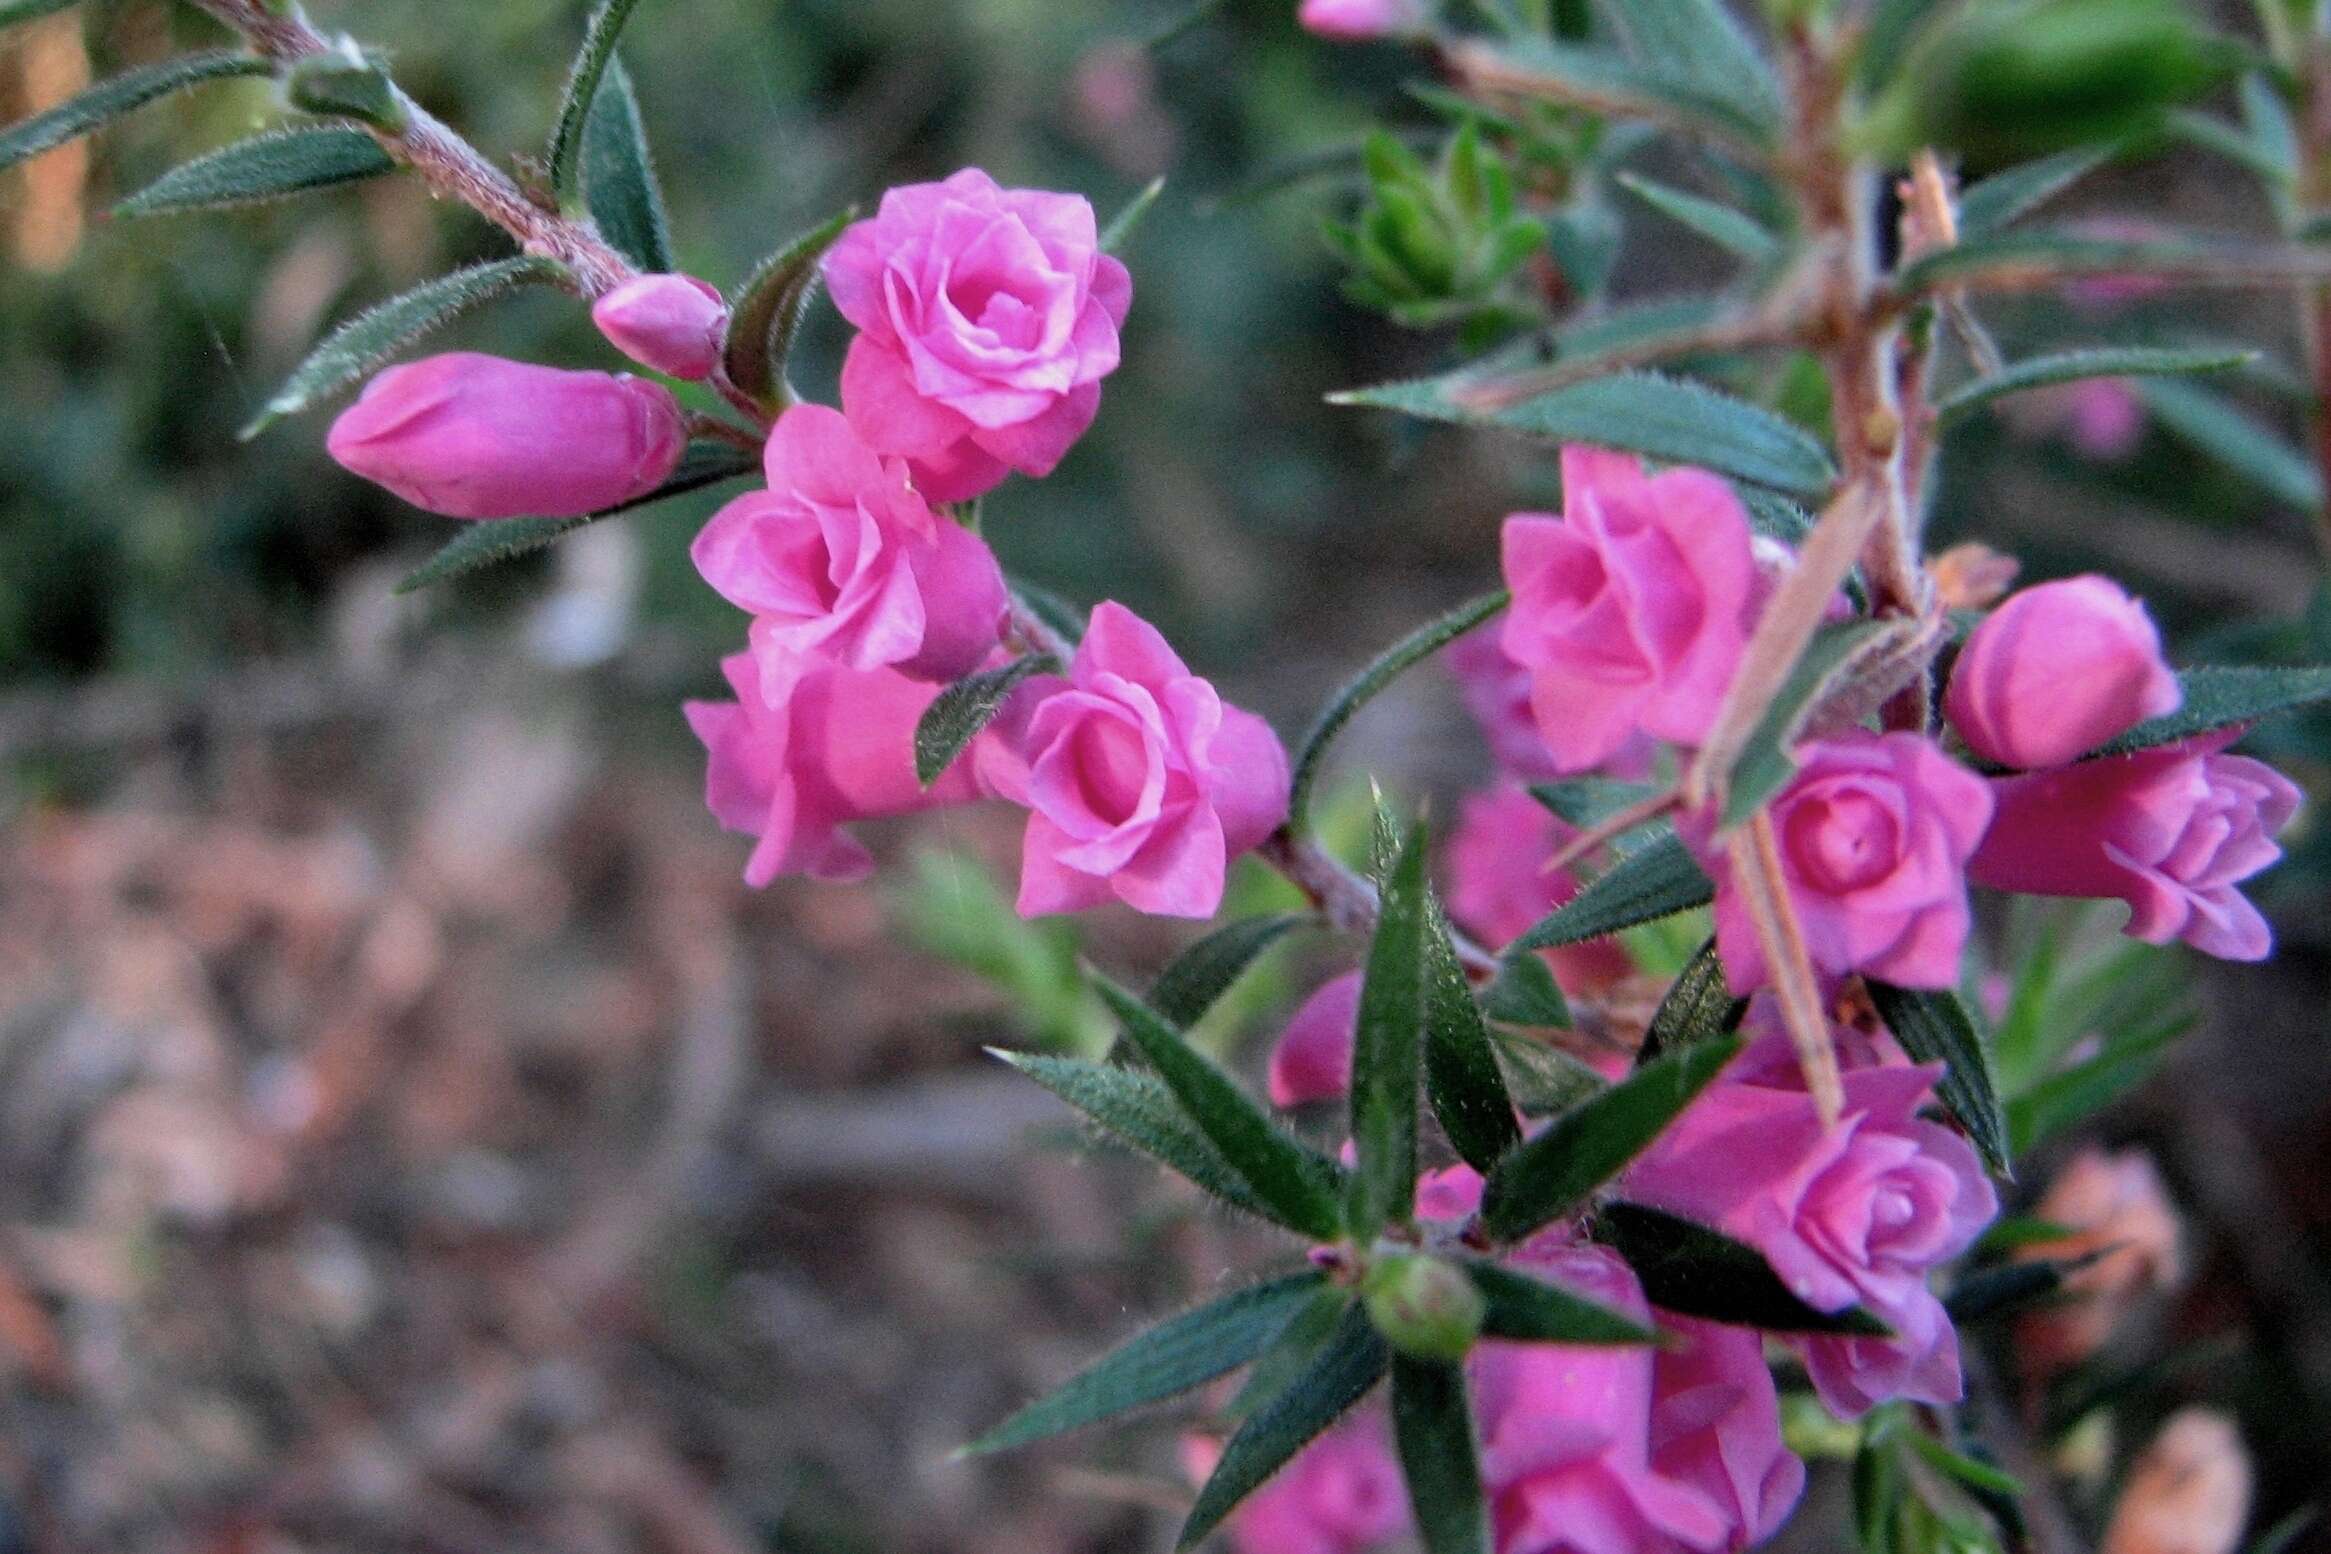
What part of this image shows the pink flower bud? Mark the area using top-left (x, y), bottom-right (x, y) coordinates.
top-left (327, 353), bottom-right (686, 519)
top-left (1267, 971), bottom-right (1362, 1107)
top-left (591, 273), bottom-right (729, 380)
top-left (1946, 575), bottom-right (2181, 769)
top-left (1298, 0), bottom-right (1430, 40)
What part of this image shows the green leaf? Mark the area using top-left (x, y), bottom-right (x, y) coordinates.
top-left (1096, 981), bottom-right (1347, 1241)
top-left (393, 442), bottom-right (760, 593)
top-left (1479, 1037), bottom-right (1741, 1243)
top-left (1150, 913), bottom-right (1313, 1030)
top-left (965, 1271), bottom-right (1328, 1454)
top-left (1511, 829), bottom-right (1713, 951)
top-left (282, 54), bottom-right (402, 129)
top-left (1593, 1203), bottom-right (1892, 1334)
top-left (0, 50), bottom-right (273, 173)
top-left (996, 1051), bottom-right (1277, 1221)
top-left (1182, 1306), bottom-right (1389, 1550)
top-left (1614, 172), bottom-right (1780, 265)
top-left (1941, 1257), bottom-right (2081, 1325)
top-left (913, 652), bottom-right (1059, 787)
top-left (114, 127), bottom-right (393, 217)
top-left (1349, 822), bottom-right (1430, 1239)
top-left (2094, 664), bottom-right (2331, 756)
top-left (1866, 983), bottom-right (2011, 1176)
top-left (1331, 372), bottom-right (1836, 499)
top-left (244, 257), bottom-right (568, 437)
top-left (1955, 146), bottom-right (2115, 236)
top-left (2166, 108), bottom-right (2293, 185)
top-left (1721, 621), bottom-right (1896, 828)
top-left (2006, 1016), bottom-right (2188, 1153)
top-left (1528, 777), bottom-right (1662, 832)
top-left (1935, 346), bottom-right (2255, 424)
top-left (1591, 0), bottom-right (1782, 129)
top-left (1457, 39), bottom-right (1778, 151)
top-left (1494, 1030), bottom-right (1609, 1118)
top-left (581, 56), bottom-right (674, 273)
top-left (2136, 377), bottom-right (2320, 509)
top-left (723, 208), bottom-right (855, 408)
top-left (1857, 0), bottom-right (1949, 93)
top-left (1391, 1357), bottom-right (1488, 1554)
top-left (0, 0), bottom-right (81, 31)
top-left (1637, 938), bottom-right (1743, 1064)
top-left (1479, 950), bottom-right (1570, 1029)
top-left (1467, 1262), bottom-right (1657, 1344)
top-left (1289, 591), bottom-right (1508, 828)
top-left (1425, 915), bottom-right (1523, 1174)
top-left (2245, 1508), bottom-right (2319, 1554)
top-left (1896, 230), bottom-right (2331, 297)
top-left (546, 0), bottom-right (647, 198)
top-left (1101, 175), bottom-right (1165, 254)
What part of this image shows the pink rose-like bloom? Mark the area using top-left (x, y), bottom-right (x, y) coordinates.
top-left (1298, 0), bottom-right (1431, 40)
top-left (1448, 783), bottom-right (1633, 993)
top-left (1946, 575), bottom-right (2180, 770)
top-left (327, 353), bottom-right (685, 519)
top-left (1622, 1031), bottom-right (1998, 1419)
top-left (691, 405), bottom-right (1007, 682)
top-left (1268, 971), bottom-right (1363, 1107)
top-left (1970, 729), bottom-right (2302, 961)
top-left (823, 168), bottom-right (1132, 502)
top-left (1685, 733), bottom-right (1993, 994)
top-left (1447, 622), bottom-right (1563, 781)
top-left (990, 601), bottom-right (1288, 919)
top-left (1501, 448), bottom-right (1760, 774)
top-left (1651, 1317), bottom-right (1806, 1551)
top-left (684, 650), bottom-right (979, 887)
top-left (591, 273), bottom-right (729, 380)
top-left (1182, 1413), bottom-right (1410, 1554)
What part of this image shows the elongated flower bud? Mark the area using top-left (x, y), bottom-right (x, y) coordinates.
top-left (592, 273), bottom-right (729, 381)
top-left (1946, 575), bottom-right (2180, 769)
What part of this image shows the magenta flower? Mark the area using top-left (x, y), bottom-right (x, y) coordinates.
top-left (1945, 575), bottom-right (2180, 770)
top-left (1447, 782), bottom-right (1633, 995)
top-left (1183, 1413), bottom-right (1410, 1554)
top-left (1650, 1317), bottom-right (1806, 1551)
top-left (1500, 448), bottom-right (1761, 774)
top-left (1268, 971), bottom-right (1363, 1108)
top-left (691, 405), bottom-right (1007, 682)
top-left (1297, 0), bottom-right (1431, 40)
top-left (326, 353), bottom-right (685, 519)
top-left (591, 273), bottom-right (729, 381)
top-left (1446, 620), bottom-right (1562, 780)
top-left (823, 168), bottom-right (1132, 502)
top-left (1969, 729), bottom-right (2301, 961)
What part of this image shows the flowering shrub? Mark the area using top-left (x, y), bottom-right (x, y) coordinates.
top-left (11, 0), bottom-right (2331, 1551)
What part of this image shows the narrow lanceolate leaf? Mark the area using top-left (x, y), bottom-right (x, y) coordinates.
top-left (1100, 175), bottom-right (1164, 253)
top-left (244, 257), bottom-right (568, 437)
top-left (1479, 950), bottom-right (1571, 1031)
top-left (1955, 146), bottom-right (2115, 237)
top-left (1934, 346), bottom-right (2255, 424)
top-left (1613, 172), bottom-right (1779, 265)
top-left (1637, 938), bottom-right (1742, 1065)
top-left (1332, 372), bottom-right (1835, 500)
top-left (1479, 1037), bottom-right (1741, 1244)
top-left (723, 207), bottom-right (856, 408)
top-left (996, 1052), bottom-right (1276, 1222)
top-left (1182, 1305), bottom-right (1389, 1550)
top-left (1289, 591), bottom-right (1507, 827)
top-left (581, 57), bottom-right (673, 273)
top-left (1425, 907), bottom-right (1523, 1172)
top-left (546, 0), bottom-right (647, 197)
top-left (2094, 664), bottom-right (2331, 756)
top-left (1866, 983), bottom-right (2011, 1175)
top-left (1895, 231), bottom-right (2331, 298)
top-left (1495, 1031), bottom-right (1608, 1119)
top-left (1529, 777), bottom-right (1662, 832)
top-left (393, 442), bottom-right (759, 594)
top-left (1942, 1256), bottom-right (2086, 1326)
top-left (1391, 1357), bottom-right (1488, 1554)
top-left (1593, 1202), bottom-right (1891, 1335)
top-left (0, 0), bottom-right (81, 32)
top-left (1454, 39), bottom-right (1777, 153)
top-left (2137, 378), bottom-right (2320, 510)
top-left (1097, 981), bottom-right (1347, 1241)
top-left (1721, 620), bottom-right (1898, 828)
top-left (1467, 1263), bottom-right (1656, 1345)
top-left (1149, 914), bottom-right (1312, 1030)
top-left (1511, 829), bottom-right (1713, 952)
top-left (1348, 822), bottom-right (1430, 1239)
top-left (116, 127), bottom-right (394, 217)
top-left (913, 652), bottom-right (1059, 786)
top-left (0, 51), bottom-right (272, 173)
top-left (966, 1271), bottom-right (1327, 1454)
top-left (1590, 0), bottom-right (1781, 130)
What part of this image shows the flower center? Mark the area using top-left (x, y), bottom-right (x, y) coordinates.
top-left (1785, 789), bottom-right (1901, 893)
top-left (1070, 716), bottom-right (1152, 825)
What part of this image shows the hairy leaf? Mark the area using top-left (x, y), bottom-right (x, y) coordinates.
top-left (914, 652), bottom-right (1059, 786)
top-left (723, 208), bottom-right (855, 408)
top-left (1425, 910), bottom-right (1523, 1172)
top-left (1593, 1203), bottom-right (1891, 1334)
top-left (1150, 913), bottom-right (1312, 1030)
top-left (1955, 146), bottom-right (2116, 236)
top-left (546, 0), bottom-right (647, 197)
top-left (1722, 620), bottom-right (1897, 827)
top-left (1590, 0), bottom-right (1781, 128)
top-left (581, 57), bottom-right (674, 273)
top-left (1391, 1357), bottom-right (1488, 1554)
top-left (2094, 664), bottom-right (2331, 756)
top-left (1528, 777), bottom-right (1662, 832)
top-left (996, 1051), bottom-right (1277, 1222)
top-left (2137, 378), bottom-right (2319, 509)
top-left (1349, 822), bottom-right (1429, 1238)
top-left (116, 127), bottom-right (394, 216)
top-left (1467, 1262), bottom-right (1656, 1345)
top-left (1867, 983), bottom-right (2011, 1175)
top-left (1614, 172), bottom-right (1779, 265)
top-left (1934, 346), bottom-right (2254, 424)
top-left (1511, 829), bottom-right (1713, 951)
top-left (1479, 950), bottom-right (1570, 1029)
top-left (1638, 938), bottom-right (1743, 1064)
top-left (0, 51), bottom-right (272, 173)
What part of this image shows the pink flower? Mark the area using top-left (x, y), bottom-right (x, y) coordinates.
top-left (1969, 729), bottom-right (2301, 961)
top-left (1447, 783), bottom-right (1633, 993)
top-left (1685, 734), bottom-right (1993, 994)
top-left (1946, 576), bottom-right (2180, 770)
top-left (1500, 448), bottom-right (1760, 774)
top-left (1269, 971), bottom-right (1363, 1107)
top-left (1447, 621), bottom-right (1562, 780)
top-left (691, 405), bottom-right (1007, 682)
top-left (591, 273), bottom-right (729, 381)
top-left (987, 602), bottom-right (1288, 918)
top-left (823, 168), bottom-right (1133, 502)
top-left (1622, 1031), bottom-right (1998, 1419)
top-left (1182, 1414), bottom-right (1410, 1554)
top-left (1650, 1318), bottom-right (1806, 1551)
top-left (1298, 0), bottom-right (1431, 40)
top-left (683, 650), bottom-right (980, 886)
top-left (327, 353), bottom-right (685, 519)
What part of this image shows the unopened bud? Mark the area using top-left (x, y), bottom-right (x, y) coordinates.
top-left (2101, 1410), bottom-right (2252, 1554)
top-left (592, 273), bottom-right (729, 381)
top-left (1362, 1254), bottom-right (1484, 1361)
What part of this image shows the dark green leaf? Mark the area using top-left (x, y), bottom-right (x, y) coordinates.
top-left (1425, 906), bottom-right (1523, 1173)
top-left (1391, 1357), bottom-right (1488, 1554)
top-left (2006, 1016), bottom-right (2187, 1153)
top-left (1935, 346), bottom-right (2255, 424)
top-left (1613, 172), bottom-right (1779, 265)
top-left (2136, 378), bottom-right (2319, 509)
top-left (1332, 372), bottom-right (1836, 499)
top-left (1493, 1030), bottom-right (1608, 1118)
top-left (1349, 822), bottom-right (1429, 1239)
top-left (0, 0), bottom-right (80, 31)
top-left (1470, 37), bottom-right (1777, 152)
top-left (966, 1271), bottom-right (1328, 1454)
top-left (546, 0), bottom-right (647, 197)
top-left (1955, 146), bottom-right (2115, 236)
top-left (1479, 1037), bottom-right (1740, 1243)
top-left (2245, 1508), bottom-right (2319, 1554)
top-left (1722, 621), bottom-right (1896, 827)
top-left (1896, 230), bottom-right (2331, 298)
top-left (1905, 1430), bottom-right (2024, 1500)
top-left (1511, 829), bottom-right (1713, 951)
top-left (1942, 1257), bottom-right (2079, 1325)
top-left (1468, 1262), bottom-right (1657, 1344)
top-left (1289, 591), bottom-right (1508, 827)
top-left (1009, 579), bottom-right (1087, 646)
top-left (0, 50), bottom-right (272, 173)
top-left (2094, 664), bottom-right (2331, 755)
top-left (914, 652), bottom-right (1059, 787)
top-left (1149, 913), bottom-right (1312, 1030)
top-left (723, 207), bottom-right (855, 408)
top-left (1479, 951), bottom-right (1570, 1030)
top-left (1528, 777), bottom-right (1662, 831)
top-left (282, 54), bottom-right (401, 129)
top-left (996, 1051), bottom-right (1278, 1221)
top-left (1638, 938), bottom-right (1742, 1064)
top-left (115, 127), bottom-right (393, 216)
top-left (1857, 0), bottom-right (1948, 93)
top-left (1097, 980), bottom-right (1347, 1241)
top-left (393, 442), bottom-right (759, 593)
top-left (1182, 1306), bottom-right (1389, 1550)
top-left (1593, 1202), bottom-right (1891, 1334)
top-left (1866, 983), bottom-right (2011, 1176)
top-left (1101, 175), bottom-right (1164, 253)
top-left (245, 257), bottom-right (568, 437)
top-left (1591, 0), bottom-right (1781, 129)
top-left (1230, 1283), bottom-right (1353, 1417)
top-left (581, 56), bottom-right (673, 273)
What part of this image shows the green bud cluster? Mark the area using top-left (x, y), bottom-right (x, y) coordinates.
top-left (1326, 123), bottom-right (1544, 329)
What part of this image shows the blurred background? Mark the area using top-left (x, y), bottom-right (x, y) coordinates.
top-left (2, 1), bottom-right (2329, 1550)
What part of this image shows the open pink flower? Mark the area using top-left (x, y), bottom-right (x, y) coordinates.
top-left (824, 168), bottom-right (1132, 502)
top-left (1182, 1413), bottom-right (1410, 1554)
top-left (1685, 733), bottom-right (1993, 994)
top-left (1500, 448), bottom-right (1760, 774)
top-left (1969, 729), bottom-right (2301, 961)
top-left (988, 602), bottom-right (1287, 918)
top-left (691, 405), bottom-right (1006, 682)
top-left (1651, 1317), bottom-right (1806, 1551)
top-left (1945, 575), bottom-right (2180, 770)
top-left (1448, 782), bottom-right (1633, 993)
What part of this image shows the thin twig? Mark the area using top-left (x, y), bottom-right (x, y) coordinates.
top-left (1730, 811), bottom-right (1843, 1125)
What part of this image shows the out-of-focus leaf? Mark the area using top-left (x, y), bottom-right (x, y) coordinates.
top-left (1425, 908), bottom-right (1523, 1171)
top-left (2136, 377), bottom-right (2320, 509)
top-left (1349, 822), bottom-right (1430, 1239)
top-left (2006, 1015), bottom-right (2189, 1152)
top-left (723, 208), bottom-right (856, 407)
top-left (1479, 950), bottom-right (1570, 1030)
top-left (1722, 621), bottom-right (1897, 827)
top-left (1101, 176), bottom-right (1165, 253)
top-left (1637, 938), bottom-right (1742, 1064)
top-left (1897, 230), bottom-right (2331, 297)
top-left (1467, 1262), bottom-right (1656, 1344)
top-left (1943, 1256), bottom-right (2084, 1325)
top-left (1390, 1357), bottom-right (1488, 1554)
top-left (1511, 830), bottom-right (1713, 951)
top-left (913, 652), bottom-right (1059, 787)
top-left (1454, 38), bottom-right (1779, 152)
top-left (996, 1051), bottom-right (1276, 1221)
top-left (581, 57), bottom-right (674, 273)
top-left (115, 127), bottom-right (394, 216)
top-left (1867, 983), bottom-right (2012, 1176)
top-left (1150, 914), bottom-right (1313, 1031)
top-left (2095, 664), bottom-right (2331, 755)
top-left (1955, 146), bottom-right (2115, 235)
top-left (1528, 778), bottom-right (1663, 831)
top-left (1494, 1030), bottom-right (1608, 1118)
top-left (0, 51), bottom-right (272, 172)
top-left (1593, 1202), bottom-right (1891, 1334)
top-left (0, 0), bottom-right (80, 31)
top-left (1586, 0), bottom-right (1783, 134)
top-left (546, 0), bottom-right (647, 196)
top-left (1614, 172), bottom-right (1780, 264)
top-left (1935, 346), bottom-right (2255, 424)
